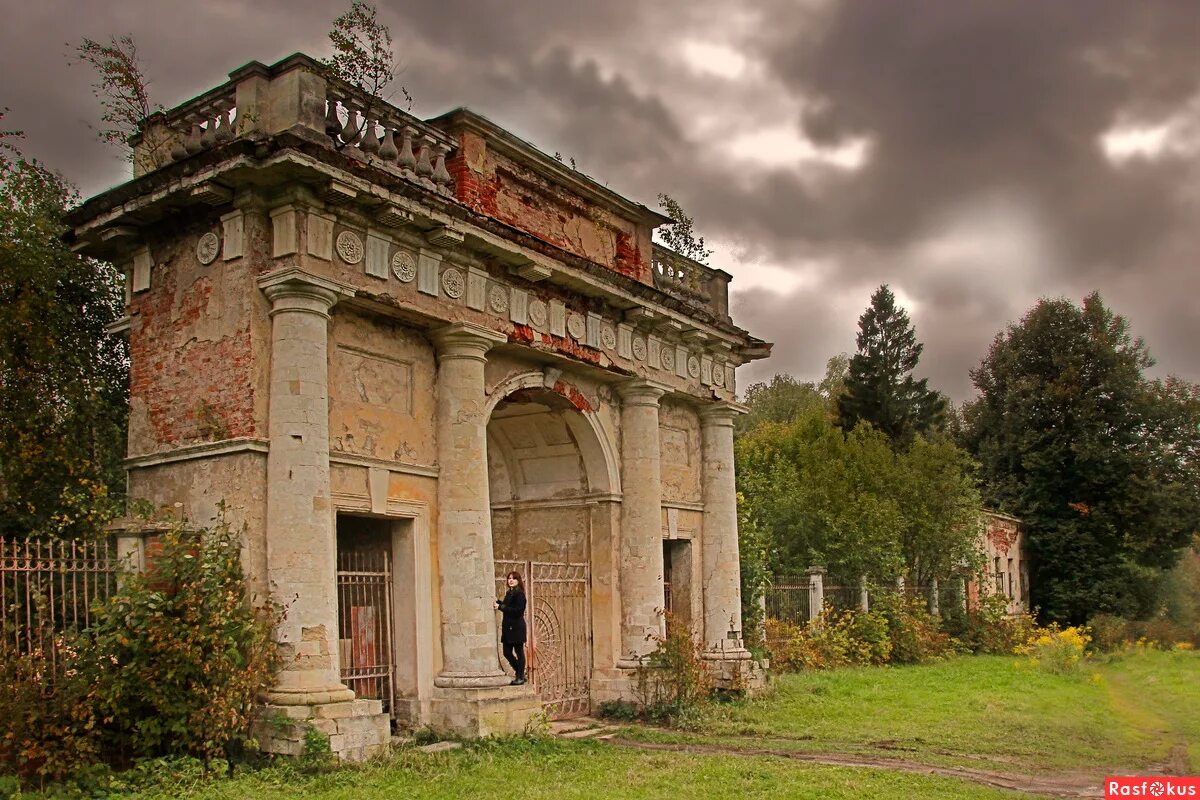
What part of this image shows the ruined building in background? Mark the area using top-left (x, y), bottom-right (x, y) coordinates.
top-left (66, 54), bottom-right (771, 759)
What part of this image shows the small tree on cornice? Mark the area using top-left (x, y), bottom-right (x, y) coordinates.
top-left (69, 35), bottom-right (164, 168)
top-left (325, 0), bottom-right (413, 111)
top-left (656, 193), bottom-right (713, 265)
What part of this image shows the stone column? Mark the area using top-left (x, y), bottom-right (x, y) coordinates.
top-left (258, 268), bottom-right (355, 705)
top-left (699, 403), bottom-right (751, 657)
top-left (430, 323), bottom-right (510, 688)
top-left (616, 379), bottom-right (670, 667)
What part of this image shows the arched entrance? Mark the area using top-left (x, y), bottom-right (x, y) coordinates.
top-left (485, 378), bottom-right (615, 718)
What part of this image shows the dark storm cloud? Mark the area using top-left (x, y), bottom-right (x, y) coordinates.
top-left (1, 0), bottom-right (1196, 398)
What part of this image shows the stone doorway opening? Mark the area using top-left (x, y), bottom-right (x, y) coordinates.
top-left (335, 515), bottom-right (397, 719)
top-left (486, 386), bottom-right (611, 718)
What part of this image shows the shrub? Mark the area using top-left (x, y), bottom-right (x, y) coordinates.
top-left (872, 592), bottom-right (957, 664)
top-left (632, 614), bottom-right (714, 722)
top-left (87, 515), bottom-right (280, 764)
top-left (1018, 625), bottom-right (1090, 675)
top-left (955, 593), bottom-right (1038, 655)
top-left (765, 606), bottom-right (893, 671)
top-left (0, 513), bottom-right (279, 789)
top-left (1086, 611), bottom-right (1199, 652)
top-left (0, 630), bottom-right (101, 785)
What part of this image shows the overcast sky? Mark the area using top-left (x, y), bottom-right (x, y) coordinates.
top-left (2, 0), bottom-right (1197, 401)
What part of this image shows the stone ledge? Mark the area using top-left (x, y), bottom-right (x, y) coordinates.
top-left (254, 699), bottom-right (391, 762)
top-left (428, 685), bottom-right (543, 738)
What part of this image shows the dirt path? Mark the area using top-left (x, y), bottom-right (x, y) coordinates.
top-left (604, 736), bottom-right (1107, 799)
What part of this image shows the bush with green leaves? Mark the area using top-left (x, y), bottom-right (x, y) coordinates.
top-left (871, 592), bottom-right (958, 664)
top-left (0, 514), bottom-right (279, 788)
top-left (631, 614), bottom-right (714, 723)
top-left (88, 516), bottom-right (280, 764)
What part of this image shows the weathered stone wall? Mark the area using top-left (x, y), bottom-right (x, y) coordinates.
top-left (328, 311), bottom-right (437, 465)
top-left (127, 215), bottom-right (270, 454)
top-left (126, 452), bottom-right (268, 596)
top-left (659, 400), bottom-right (702, 503)
top-left (445, 129), bottom-right (653, 283)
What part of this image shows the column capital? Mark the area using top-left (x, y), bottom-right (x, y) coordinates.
top-left (616, 378), bottom-right (672, 407)
top-left (698, 400), bottom-right (749, 427)
top-left (258, 268), bottom-right (356, 318)
top-left (430, 322), bottom-right (507, 362)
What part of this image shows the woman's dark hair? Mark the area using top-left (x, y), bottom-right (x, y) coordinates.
top-left (506, 571), bottom-right (525, 592)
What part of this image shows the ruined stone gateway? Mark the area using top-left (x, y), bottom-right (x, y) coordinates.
top-left (67, 54), bottom-right (771, 759)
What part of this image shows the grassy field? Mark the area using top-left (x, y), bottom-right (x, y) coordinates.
top-left (114, 738), bottom-right (1040, 800)
top-left (625, 649), bottom-right (1199, 776)
top-left (56, 650), bottom-right (1198, 799)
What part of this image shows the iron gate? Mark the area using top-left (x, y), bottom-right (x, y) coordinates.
top-left (336, 546), bottom-right (395, 716)
top-left (496, 560), bottom-right (591, 719)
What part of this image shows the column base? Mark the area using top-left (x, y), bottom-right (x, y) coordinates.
top-left (703, 655), bottom-right (769, 694)
top-left (433, 669), bottom-right (513, 689)
top-left (428, 684), bottom-right (543, 737)
top-left (253, 698), bottom-right (390, 763)
top-left (589, 666), bottom-right (636, 707)
top-left (262, 685), bottom-right (356, 705)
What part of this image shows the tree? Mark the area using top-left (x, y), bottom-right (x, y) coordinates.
top-left (737, 402), bottom-right (905, 584)
top-left (655, 194), bottom-right (713, 264)
top-left (70, 35), bottom-right (160, 168)
top-left (325, 0), bottom-right (412, 109)
top-left (961, 293), bottom-right (1200, 624)
top-left (0, 124), bottom-right (128, 538)
top-left (837, 285), bottom-right (945, 447)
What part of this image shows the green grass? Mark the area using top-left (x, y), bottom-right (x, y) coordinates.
top-left (46, 650), bottom-right (1198, 799)
top-left (116, 738), bottom-right (1040, 800)
top-left (626, 650), bottom-right (1199, 775)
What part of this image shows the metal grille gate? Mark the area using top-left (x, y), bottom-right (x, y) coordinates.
top-left (1, 537), bottom-right (118, 669)
top-left (336, 546), bottom-right (395, 716)
top-left (496, 560), bottom-right (591, 719)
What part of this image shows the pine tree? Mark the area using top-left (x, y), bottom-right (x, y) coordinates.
top-left (837, 285), bottom-right (945, 447)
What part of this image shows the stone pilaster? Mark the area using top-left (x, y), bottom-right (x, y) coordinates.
top-left (699, 403), bottom-right (751, 659)
top-left (616, 379), bottom-right (670, 667)
top-left (430, 322), bottom-right (511, 688)
top-left (258, 268), bottom-right (356, 704)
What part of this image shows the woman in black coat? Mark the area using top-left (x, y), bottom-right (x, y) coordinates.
top-left (495, 571), bottom-right (527, 685)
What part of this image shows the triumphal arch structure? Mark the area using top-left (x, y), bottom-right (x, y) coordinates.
top-left (68, 54), bottom-right (770, 759)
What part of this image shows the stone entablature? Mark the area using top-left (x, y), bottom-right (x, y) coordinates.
top-left (67, 51), bottom-right (771, 752)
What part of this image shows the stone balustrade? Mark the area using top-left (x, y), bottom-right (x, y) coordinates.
top-left (132, 55), bottom-right (455, 196)
top-left (651, 244), bottom-right (731, 321)
top-left (323, 80), bottom-right (455, 195)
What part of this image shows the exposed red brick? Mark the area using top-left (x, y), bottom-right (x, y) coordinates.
top-left (129, 259), bottom-right (256, 448)
top-left (613, 231), bottom-right (645, 281)
top-left (551, 380), bottom-right (593, 413)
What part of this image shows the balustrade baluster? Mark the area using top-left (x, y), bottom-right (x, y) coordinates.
top-left (360, 120), bottom-right (382, 155)
top-left (340, 107), bottom-right (361, 144)
top-left (184, 122), bottom-right (204, 155)
top-left (200, 117), bottom-right (217, 148)
top-left (432, 144), bottom-right (452, 187)
top-left (215, 109), bottom-right (234, 143)
top-left (380, 128), bottom-right (399, 161)
top-left (326, 100), bottom-right (343, 138)
top-left (416, 139), bottom-right (434, 179)
top-left (398, 127), bottom-right (417, 171)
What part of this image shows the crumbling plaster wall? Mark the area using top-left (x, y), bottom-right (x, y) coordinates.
top-left (127, 453), bottom-right (268, 597)
top-left (126, 217), bottom-right (271, 455)
top-left (446, 130), bottom-right (653, 283)
top-left (328, 310), bottom-right (436, 466)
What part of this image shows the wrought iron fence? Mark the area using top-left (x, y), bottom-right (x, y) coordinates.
top-left (0, 536), bottom-right (120, 667)
top-left (765, 575), bottom-right (812, 623)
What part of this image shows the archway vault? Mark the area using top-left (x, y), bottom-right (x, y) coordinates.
top-left (485, 370), bottom-right (620, 497)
